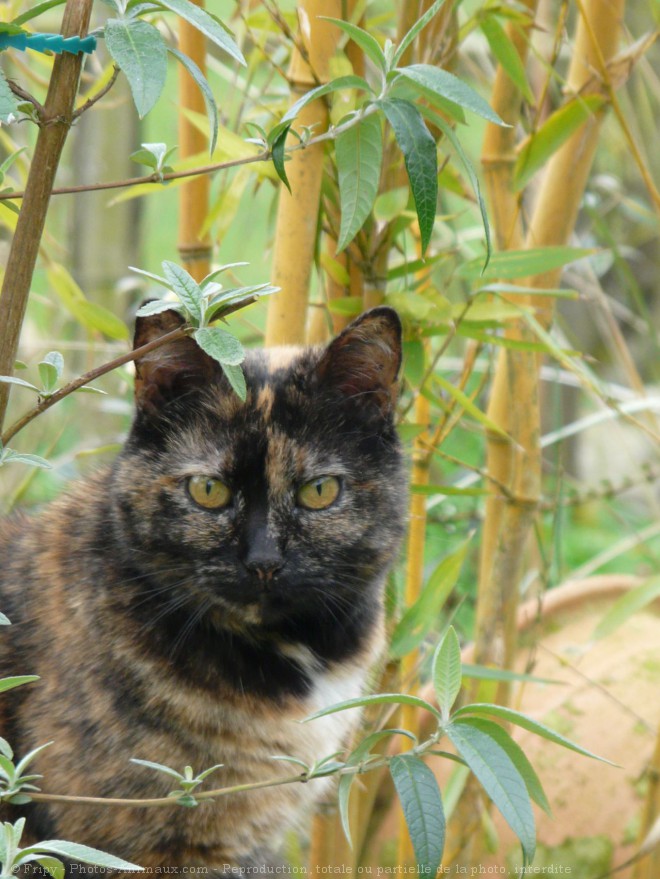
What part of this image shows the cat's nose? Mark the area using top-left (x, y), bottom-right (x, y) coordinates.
top-left (243, 550), bottom-right (283, 583)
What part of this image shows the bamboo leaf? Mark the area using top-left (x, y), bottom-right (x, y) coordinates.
top-left (514, 96), bottom-right (606, 190)
top-left (447, 721), bottom-right (536, 865)
top-left (480, 15), bottom-right (534, 103)
top-left (462, 665), bottom-right (562, 686)
top-left (454, 704), bottom-right (615, 763)
top-left (392, 0), bottom-right (447, 68)
top-left (592, 575), bottom-right (660, 641)
top-left (168, 47), bottom-right (219, 155)
top-left (320, 18), bottom-right (386, 73)
top-left (193, 327), bottom-right (245, 366)
top-left (455, 717), bottom-right (551, 814)
top-left (0, 675), bottom-right (39, 694)
top-left (305, 693), bottom-right (441, 722)
top-left (432, 627), bottom-right (462, 719)
top-left (433, 372), bottom-right (512, 440)
top-left (457, 246), bottom-right (594, 281)
top-left (390, 539), bottom-right (470, 658)
top-left (398, 65), bottom-right (507, 127)
top-left (336, 112), bottom-right (383, 251)
top-left (156, 0), bottom-right (245, 66)
top-left (379, 99), bottom-right (437, 254)
top-left (105, 18), bottom-right (167, 119)
top-left (390, 754), bottom-right (445, 875)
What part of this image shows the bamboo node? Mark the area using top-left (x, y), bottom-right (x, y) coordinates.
top-left (178, 244), bottom-right (213, 262)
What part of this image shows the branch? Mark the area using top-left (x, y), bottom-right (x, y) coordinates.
top-left (1, 296), bottom-right (259, 445)
top-left (7, 80), bottom-right (45, 119)
top-left (72, 65), bottom-right (121, 120)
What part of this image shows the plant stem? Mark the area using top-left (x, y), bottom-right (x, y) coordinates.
top-left (0, 0), bottom-right (95, 433)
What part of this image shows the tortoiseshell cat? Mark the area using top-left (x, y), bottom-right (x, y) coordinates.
top-left (0, 307), bottom-right (406, 872)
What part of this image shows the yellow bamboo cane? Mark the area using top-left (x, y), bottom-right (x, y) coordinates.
top-left (177, 0), bottom-right (211, 282)
top-left (265, 0), bottom-right (342, 347)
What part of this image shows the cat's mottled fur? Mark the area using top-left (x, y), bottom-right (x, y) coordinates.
top-left (0, 307), bottom-right (406, 872)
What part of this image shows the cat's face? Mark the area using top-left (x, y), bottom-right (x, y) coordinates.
top-left (110, 308), bottom-right (406, 662)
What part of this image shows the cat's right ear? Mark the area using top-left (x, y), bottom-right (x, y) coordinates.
top-left (133, 307), bottom-right (216, 414)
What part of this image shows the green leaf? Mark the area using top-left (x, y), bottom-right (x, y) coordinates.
top-left (135, 300), bottom-right (182, 317)
top-left (34, 857), bottom-right (64, 879)
top-left (447, 721), bottom-right (536, 865)
top-left (162, 261), bottom-right (203, 323)
top-left (336, 112), bottom-right (383, 251)
top-left (392, 0), bottom-right (447, 68)
top-left (454, 717), bottom-right (551, 814)
top-left (273, 75), bottom-right (372, 138)
top-left (13, 0), bottom-right (67, 26)
top-left (398, 65), bottom-right (507, 127)
top-left (320, 18), bottom-right (386, 73)
top-left (168, 47), bottom-right (219, 155)
top-left (462, 665), bottom-right (562, 686)
top-left (390, 755), bottom-right (445, 875)
top-left (454, 704), bottom-right (614, 763)
top-left (220, 363), bottom-right (247, 401)
top-left (379, 99), bottom-right (437, 254)
top-left (22, 841), bottom-right (143, 873)
top-left (193, 327), bottom-right (245, 366)
top-left (271, 123), bottom-right (291, 192)
top-left (431, 115), bottom-right (492, 268)
top-left (0, 676), bottom-right (39, 694)
top-left (1, 451), bottom-right (52, 470)
top-left (105, 18), bottom-right (167, 119)
top-left (0, 68), bottom-right (19, 123)
top-left (38, 352), bottom-right (63, 393)
top-left (457, 246), bottom-right (594, 281)
top-left (304, 693), bottom-right (441, 722)
top-left (433, 372), bottom-right (512, 440)
top-left (41, 351), bottom-right (64, 381)
top-left (0, 376), bottom-right (39, 392)
top-left (0, 737), bottom-right (13, 758)
top-left (390, 539), bottom-right (470, 658)
top-left (156, 0), bottom-right (245, 66)
top-left (129, 266), bottom-right (171, 289)
top-left (74, 302), bottom-right (130, 341)
top-left (130, 758), bottom-right (184, 781)
top-left (592, 575), bottom-right (660, 641)
top-left (0, 612), bottom-right (10, 625)
top-left (432, 626), bottom-right (462, 719)
top-left (514, 95), bottom-right (606, 190)
top-left (480, 15), bottom-right (534, 103)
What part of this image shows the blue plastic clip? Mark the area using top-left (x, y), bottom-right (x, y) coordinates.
top-left (0, 33), bottom-right (97, 56)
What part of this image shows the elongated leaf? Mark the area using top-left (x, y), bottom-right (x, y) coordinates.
top-left (0, 376), bottom-right (39, 392)
top-left (305, 693), bottom-right (441, 722)
top-left (457, 246), bottom-right (593, 281)
top-left (464, 717), bottom-right (550, 814)
top-left (434, 372), bottom-right (512, 440)
top-left (14, 0), bottom-right (67, 26)
top-left (130, 758), bottom-right (184, 781)
top-left (447, 721), bottom-right (535, 865)
top-left (336, 112), bottom-right (383, 251)
top-left (193, 327), bottom-right (244, 366)
top-left (20, 841), bottom-right (143, 873)
top-left (156, 0), bottom-right (245, 66)
top-left (1, 451), bottom-right (52, 470)
top-left (433, 626), bottom-right (462, 719)
top-left (462, 665), bottom-right (561, 686)
top-left (514, 95), bottom-right (606, 190)
top-left (0, 675), bottom-right (39, 694)
top-left (320, 18), bottom-right (386, 73)
top-left (432, 115), bottom-right (492, 268)
top-left (454, 703), bottom-right (614, 763)
top-left (390, 755), bottom-right (445, 874)
top-left (272, 75), bottom-right (372, 140)
top-left (390, 538), bottom-right (470, 658)
top-left (34, 857), bottom-right (64, 879)
top-left (105, 18), bottom-right (167, 119)
top-left (339, 729), bottom-right (415, 847)
top-left (75, 301), bottom-right (130, 341)
top-left (220, 363), bottom-right (246, 401)
top-left (135, 300), bottom-right (182, 317)
top-left (271, 123), bottom-right (291, 191)
top-left (593, 575), bottom-right (660, 641)
top-left (398, 65), bottom-right (507, 127)
top-left (379, 99), bottom-right (437, 254)
top-left (162, 261), bottom-right (203, 323)
top-left (392, 0), bottom-right (447, 68)
top-left (168, 47), bottom-right (219, 154)
top-left (0, 68), bottom-right (19, 122)
top-left (129, 266), bottom-right (171, 289)
top-left (480, 15), bottom-right (534, 103)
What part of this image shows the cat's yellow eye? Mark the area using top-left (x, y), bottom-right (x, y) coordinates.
top-left (187, 476), bottom-right (232, 510)
top-left (297, 476), bottom-right (341, 511)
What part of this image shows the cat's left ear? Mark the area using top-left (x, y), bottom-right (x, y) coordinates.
top-left (133, 307), bottom-right (216, 414)
top-left (318, 307), bottom-right (402, 416)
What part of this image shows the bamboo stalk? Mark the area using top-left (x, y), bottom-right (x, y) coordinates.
top-left (265, 0), bottom-right (342, 347)
top-left (177, 0), bottom-right (211, 282)
top-left (0, 0), bottom-right (94, 432)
